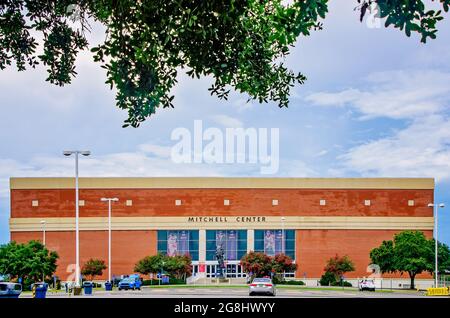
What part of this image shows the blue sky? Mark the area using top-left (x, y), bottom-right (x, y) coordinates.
top-left (1, 2), bottom-right (450, 244)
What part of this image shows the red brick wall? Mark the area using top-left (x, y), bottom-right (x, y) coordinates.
top-left (11, 231), bottom-right (157, 280)
top-left (295, 229), bottom-right (433, 279)
top-left (11, 188), bottom-right (433, 218)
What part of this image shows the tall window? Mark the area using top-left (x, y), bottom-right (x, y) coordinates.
top-left (206, 230), bottom-right (247, 261)
top-left (254, 230), bottom-right (295, 260)
top-left (157, 230), bottom-right (199, 261)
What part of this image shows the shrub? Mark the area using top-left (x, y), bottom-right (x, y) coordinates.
top-left (142, 279), bottom-right (160, 286)
top-left (319, 271), bottom-right (336, 286)
top-left (324, 254), bottom-right (355, 282)
top-left (331, 280), bottom-right (353, 287)
top-left (169, 277), bottom-right (186, 285)
top-left (276, 280), bottom-right (305, 285)
top-left (142, 277), bottom-right (186, 285)
top-left (81, 259), bottom-right (107, 281)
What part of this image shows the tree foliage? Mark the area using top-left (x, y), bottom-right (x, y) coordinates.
top-left (370, 231), bottom-right (450, 289)
top-left (81, 258), bottom-right (106, 281)
top-left (1, 1), bottom-right (448, 127)
top-left (134, 253), bottom-right (192, 279)
top-left (323, 254), bottom-right (356, 282)
top-left (240, 251), bottom-right (297, 279)
top-left (0, 240), bottom-right (58, 285)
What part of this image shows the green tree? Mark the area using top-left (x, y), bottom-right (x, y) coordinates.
top-left (240, 251), bottom-right (273, 279)
top-left (271, 253), bottom-right (297, 274)
top-left (165, 254), bottom-right (193, 279)
top-left (323, 254), bottom-right (355, 282)
top-left (134, 253), bottom-right (192, 280)
top-left (81, 258), bottom-right (107, 281)
top-left (240, 252), bottom-right (297, 280)
top-left (0, 240), bottom-right (58, 286)
top-left (1, 1), bottom-right (448, 127)
top-left (431, 239), bottom-right (450, 274)
top-left (370, 231), bottom-right (450, 289)
top-left (134, 253), bottom-right (166, 276)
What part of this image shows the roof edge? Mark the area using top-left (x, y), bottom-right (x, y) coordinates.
top-left (9, 177), bottom-right (435, 190)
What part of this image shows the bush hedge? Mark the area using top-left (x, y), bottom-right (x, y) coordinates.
top-left (331, 280), bottom-right (353, 287)
top-left (276, 280), bottom-right (305, 285)
top-left (142, 277), bottom-right (186, 285)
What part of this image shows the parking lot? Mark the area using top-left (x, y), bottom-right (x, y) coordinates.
top-left (19, 286), bottom-right (434, 298)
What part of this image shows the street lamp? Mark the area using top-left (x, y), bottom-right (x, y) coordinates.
top-left (63, 150), bottom-right (91, 287)
top-left (281, 217), bottom-right (286, 254)
top-left (40, 220), bottom-right (46, 246)
top-left (281, 216), bottom-right (286, 280)
top-left (40, 220), bottom-right (46, 282)
top-left (428, 202), bottom-right (445, 287)
top-left (101, 197), bottom-right (119, 284)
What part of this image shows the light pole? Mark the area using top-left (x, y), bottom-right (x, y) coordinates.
top-left (101, 197), bottom-right (119, 284)
top-left (428, 202), bottom-right (445, 287)
top-left (281, 216), bottom-right (286, 280)
top-left (40, 220), bottom-right (46, 245)
top-left (63, 150), bottom-right (91, 287)
top-left (281, 217), bottom-right (286, 254)
top-left (41, 220), bottom-right (46, 282)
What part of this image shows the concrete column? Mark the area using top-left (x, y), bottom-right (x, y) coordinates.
top-left (199, 229), bottom-right (206, 262)
top-left (247, 229), bottom-right (254, 253)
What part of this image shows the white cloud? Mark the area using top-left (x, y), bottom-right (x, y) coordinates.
top-left (306, 70), bottom-right (450, 120)
top-left (0, 141), bottom-right (316, 200)
top-left (231, 97), bottom-right (255, 112)
top-left (137, 144), bottom-right (172, 158)
top-left (340, 115), bottom-right (450, 180)
top-left (211, 114), bottom-right (243, 128)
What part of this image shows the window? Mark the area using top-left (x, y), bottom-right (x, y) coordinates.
top-left (157, 230), bottom-right (199, 261)
top-left (224, 199), bottom-right (230, 206)
top-left (254, 230), bottom-right (296, 260)
top-left (408, 200), bottom-right (414, 206)
top-left (320, 199), bottom-right (326, 206)
top-left (272, 199), bottom-right (278, 206)
top-left (126, 200), bottom-right (133, 206)
top-left (175, 199), bottom-right (182, 206)
top-left (364, 200), bottom-right (371, 206)
top-left (206, 230), bottom-right (247, 261)
top-left (31, 200), bottom-right (39, 207)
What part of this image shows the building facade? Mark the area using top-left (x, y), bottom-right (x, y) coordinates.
top-left (9, 177), bottom-right (434, 282)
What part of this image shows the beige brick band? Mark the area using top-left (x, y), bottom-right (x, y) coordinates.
top-left (9, 216), bottom-right (434, 232)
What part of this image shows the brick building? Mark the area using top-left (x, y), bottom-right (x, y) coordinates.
top-left (9, 177), bottom-right (434, 283)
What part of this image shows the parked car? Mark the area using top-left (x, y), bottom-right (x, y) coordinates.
top-left (0, 282), bottom-right (22, 298)
top-left (118, 274), bottom-right (142, 290)
top-left (359, 279), bottom-right (376, 291)
top-left (249, 277), bottom-right (276, 296)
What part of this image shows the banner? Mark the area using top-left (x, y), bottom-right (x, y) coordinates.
top-left (226, 230), bottom-right (237, 260)
top-left (167, 230), bottom-right (189, 256)
top-left (264, 230), bottom-right (283, 256)
top-left (167, 231), bottom-right (178, 256)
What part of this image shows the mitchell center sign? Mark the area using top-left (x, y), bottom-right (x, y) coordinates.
top-left (187, 216), bottom-right (267, 223)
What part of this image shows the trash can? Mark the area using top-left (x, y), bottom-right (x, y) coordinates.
top-left (73, 286), bottom-right (82, 295)
top-left (105, 281), bottom-right (112, 291)
top-left (33, 283), bottom-right (48, 299)
top-left (83, 281), bottom-right (93, 295)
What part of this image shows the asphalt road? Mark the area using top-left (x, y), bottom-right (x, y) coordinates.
top-left (19, 286), bottom-right (433, 298)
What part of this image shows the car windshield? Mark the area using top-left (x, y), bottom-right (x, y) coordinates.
top-left (252, 278), bottom-right (271, 283)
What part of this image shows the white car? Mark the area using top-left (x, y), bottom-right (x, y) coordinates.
top-left (359, 279), bottom-right (376, 291)
top-left (249, 278), bottom-right (277, 296)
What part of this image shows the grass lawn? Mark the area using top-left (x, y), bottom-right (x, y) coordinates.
top-left (140, 284), bottom-right (401, 293)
